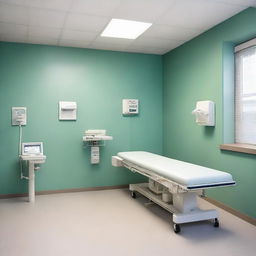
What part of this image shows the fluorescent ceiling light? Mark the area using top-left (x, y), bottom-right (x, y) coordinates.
top-left (101, 19), bottom-right (152, 39)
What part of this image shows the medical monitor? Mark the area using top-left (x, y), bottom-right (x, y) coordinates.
top-left (22, 142), bottom-right (43, 156)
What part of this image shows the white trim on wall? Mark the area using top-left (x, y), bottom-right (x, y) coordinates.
top-left (235, 38), bottom-right (256, 52)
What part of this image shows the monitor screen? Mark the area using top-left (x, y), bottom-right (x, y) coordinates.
top-left (22, 143), bottom-right (43, 155)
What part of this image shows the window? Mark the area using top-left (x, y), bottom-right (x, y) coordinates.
top-left (235, 39), bottom-right (256, 145)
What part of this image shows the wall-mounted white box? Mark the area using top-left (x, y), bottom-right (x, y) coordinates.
top-left (12, 107), bottom-right (27, 126)
top-left (192, 101), bottom-right (215, 126)
top-left (59, 101), bottom-right (77, 120)
top-left (122, 99), bottom-right (139, 115)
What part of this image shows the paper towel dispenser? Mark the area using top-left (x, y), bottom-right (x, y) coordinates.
top-left (59, 101), bottom-right (77, 120)
top-left (192, 101), bottom-right (215, 126)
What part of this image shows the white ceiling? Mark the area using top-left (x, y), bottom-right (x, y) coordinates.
top-left (0, 0), bottom-right (255, 55)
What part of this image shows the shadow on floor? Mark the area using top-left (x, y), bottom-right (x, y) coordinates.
top-left (120, 188), bottom-right (234, 241)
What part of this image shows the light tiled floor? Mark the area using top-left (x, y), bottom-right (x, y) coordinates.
top-left (0, 189), bottom-right (255, 256)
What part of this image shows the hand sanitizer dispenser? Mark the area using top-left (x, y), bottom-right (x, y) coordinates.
top-left (192, 101), bottom-right (215, 126)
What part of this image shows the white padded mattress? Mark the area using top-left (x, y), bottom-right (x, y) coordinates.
top-left (117, 151), bottom-right (235, 188)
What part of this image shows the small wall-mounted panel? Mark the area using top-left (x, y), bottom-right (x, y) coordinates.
top-left (91, 146), bottom-right (99, 164)
top-left (12, 107), bottom-right (27, 126)
top-left (59, 101), bottom-right (77, 120)
top-left (122, 99), bottom-right (139, 115)
top-left (192, 101), bottom-right (215, 126)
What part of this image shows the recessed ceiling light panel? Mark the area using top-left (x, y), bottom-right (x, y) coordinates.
top-left (101, 19), bottom-right (152, 39)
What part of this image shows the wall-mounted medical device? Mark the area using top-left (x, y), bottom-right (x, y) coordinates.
top-left (59, 101), bottom-right (77, 120)
top-left (20, 142), bottom-right (46, 203)
top-left (192, 100), bottom-right (215, 126)
top-left (12, 107), bottom-right (27, 125)
top-left (122, 99), bottom-right (139, 115)
top-left (83, 130), bottom-right (113, 164)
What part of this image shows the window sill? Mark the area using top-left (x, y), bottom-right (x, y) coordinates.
top-left (219, 143), bottom-right (256, 155)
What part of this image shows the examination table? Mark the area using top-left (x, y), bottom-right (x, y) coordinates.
top-left (112, 151), bottom-right (235, 233)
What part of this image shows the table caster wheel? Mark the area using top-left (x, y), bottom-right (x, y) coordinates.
top-left (213, 218), bottom-right (219, 228)
top-left (131, 191), bottom-right (136, 199)
top-left (173, 223), bottom-right (181, 233)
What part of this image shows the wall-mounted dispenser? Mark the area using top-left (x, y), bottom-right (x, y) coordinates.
top-left (59, 101), bottom-right (77, 120)
top-left (192, 101), bottom-right (215, 126)
top-left (83, 130), bottom-right (113, 164)
top-left (122, 99), bottom-right (139, 115)
top-left (12, 107), bottom-right (27, 126)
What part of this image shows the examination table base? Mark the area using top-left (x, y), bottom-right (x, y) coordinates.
top-left (130, 183), bottom-right (219, 233)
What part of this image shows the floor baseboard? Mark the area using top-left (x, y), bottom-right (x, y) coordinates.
top-left (202, 196), bottom-right (256, 226)
top-left (0, 184), bottom-right (129, 199)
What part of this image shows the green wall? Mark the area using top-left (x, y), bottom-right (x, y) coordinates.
top-left (0, 42), bottom-right (163, 194)
top-left (163, 8), bottom-right (256, 218)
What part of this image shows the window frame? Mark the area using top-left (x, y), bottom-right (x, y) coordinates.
top-left (220, 38), bottom-right (256, 155)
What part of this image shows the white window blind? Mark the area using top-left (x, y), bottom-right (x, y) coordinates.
top-left (235, 44), bottom-right (256, 145)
